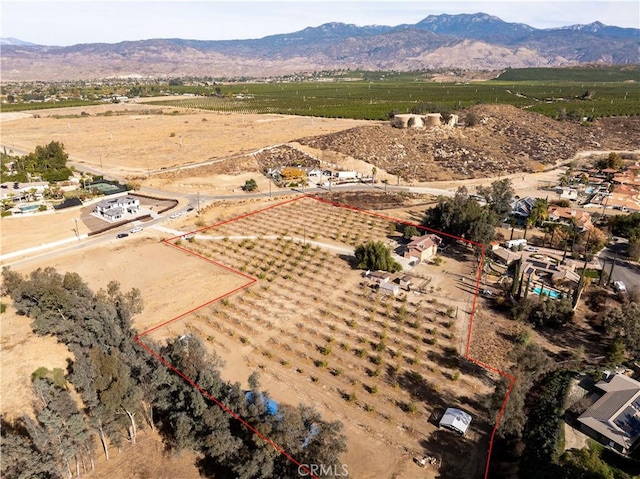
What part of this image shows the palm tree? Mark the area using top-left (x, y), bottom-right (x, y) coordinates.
top-left (523, 216), bottom-right (535, 240)
top-left (529, 198), bottom-right (548, 227)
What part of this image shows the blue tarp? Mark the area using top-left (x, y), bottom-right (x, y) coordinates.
top-left (245, 391), bottom-right (279, 416)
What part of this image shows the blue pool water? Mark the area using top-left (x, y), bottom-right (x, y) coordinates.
top-left (533, 286), bottom-right (561, 299)
top-left (19, 204), bottom-right (40, 212)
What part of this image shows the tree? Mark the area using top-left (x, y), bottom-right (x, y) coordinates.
top-left (403, 225), bottom-right (419, 240)
top-left (519, 370), bottom-right (573, 477)
top-left (423, 187), bottom-right (498, 245)
top-left (488, 342), bottom-right (550, 439)
top-left (529, 198), bottom-right (549, 226)
top-left (242, 179), bottom-right (258, 192)
top-left (19, 141), bottom-right (73, 183)
top-left (354, 241), bottom-right (401, 272)
top-left (558, 443), bottom-right (616, 479)
top-left (465, 111), bottom-right (480, 127)
top-left (1, 416), bottom-right (62, 479)
top-left (604, 301), bottom-right (640, 360)
top-left (596, 152), bottom-right (623, 171)
top-left (514, 296), bottom-right (575, 328)
top-left (31, 377), bottom-right (94, 478)
top-left (477, 178), bottom-right (515, 217)
top-left (629, 238), bottom-right (640, 262)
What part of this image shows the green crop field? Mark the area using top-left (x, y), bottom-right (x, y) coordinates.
top-left (3, 66), bottom-right (638, 120)
top-left (148, 68), bottom-right (640, 120)
top-left (0, 99), bottom-right (102, 113)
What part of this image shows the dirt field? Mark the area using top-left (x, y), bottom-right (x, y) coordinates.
top-left (1, 205), bottom-right (91, 255)
top-left (0, 105), bottom-right (373, 177)
top-left (0, 304), bottom-right (73, 421)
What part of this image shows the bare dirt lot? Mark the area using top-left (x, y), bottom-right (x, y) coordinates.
top-left (0, 104), bottom-right (373, 176)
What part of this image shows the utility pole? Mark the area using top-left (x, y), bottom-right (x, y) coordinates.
top-left (608, 252), bottom-right (618, 285)
top-left (197, 191), bottom-right (200, 213)
top-left (73, 218), bottom-right (79, 240)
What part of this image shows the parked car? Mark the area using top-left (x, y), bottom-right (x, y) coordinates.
top-left (130, 226), bottom-right (143, 234)
top-left (525, 246), bottom-right (539, 252)
top-left (613, 281), bottom-right (627, 293)
top-left (116, 233), bottom-right (129, 239)
top-left (186, 206), bottom-right (194, 212)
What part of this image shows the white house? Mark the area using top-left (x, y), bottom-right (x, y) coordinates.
top-left (0, 181), bottom-right (49, 201)
top-left (94, 195), bottom-right (140, 222)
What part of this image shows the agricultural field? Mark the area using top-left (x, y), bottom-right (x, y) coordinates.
top-left (139, 196), bottom-right (496, 478)
top-left (145, 77), bottom-right (640, 120)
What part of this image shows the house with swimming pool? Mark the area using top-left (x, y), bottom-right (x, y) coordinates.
top-left (513, 256), bottom-right (580, 304)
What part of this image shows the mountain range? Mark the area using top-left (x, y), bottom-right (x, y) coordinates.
top-left (1, 13), bottom-right (638, 81)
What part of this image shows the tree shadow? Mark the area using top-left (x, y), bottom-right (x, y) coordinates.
top-left (196, 455), bottom-right (235, 479)
top-left (396, 370), bottom-right (448, 410)
top-left (337, 253), bottom-right (358, 269)
top-left (419, 430), bottom-right (487, 479)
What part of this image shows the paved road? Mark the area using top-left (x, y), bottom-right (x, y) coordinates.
top-left (597, 239), bottom-right (640, 291)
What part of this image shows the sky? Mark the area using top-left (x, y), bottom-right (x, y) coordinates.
top-left (1, 0), bottom-right (638, 46)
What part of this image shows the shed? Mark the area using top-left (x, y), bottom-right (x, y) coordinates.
top-left (367, 270), bottom-right (392, 284)
top-left (439, 408), bottom-right (472, 436)
top-left (399, 275), bottom-right (412, 290)
top-left (379, 281), bottom-right (400, 296)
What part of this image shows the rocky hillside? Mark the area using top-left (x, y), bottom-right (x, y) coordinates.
top-left (297, 105), bottom-right (640, 181)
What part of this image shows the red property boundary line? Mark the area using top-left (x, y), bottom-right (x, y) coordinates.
top-left (134, 195), bottom-right (515, 479)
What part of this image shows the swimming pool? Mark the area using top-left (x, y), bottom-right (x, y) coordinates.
top-left (19, 204), bottom-right (41, 212)
top-left (533, 286), bottom-right (561, 299)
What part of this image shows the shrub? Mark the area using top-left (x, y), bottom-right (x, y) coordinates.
top-left (405, 402), bottom-right (418, 414)
top-left (319, 345), bottom-right (332, 356)
top-left (242, 179), bottom-right (258, 192)
top-left (315, 359), bottom-right (328, 368)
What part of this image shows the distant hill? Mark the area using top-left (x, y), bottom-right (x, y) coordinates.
top-left (1, 13), bottom-right (638, 81)
top-left (0, 37), bottom-right (38, 46)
